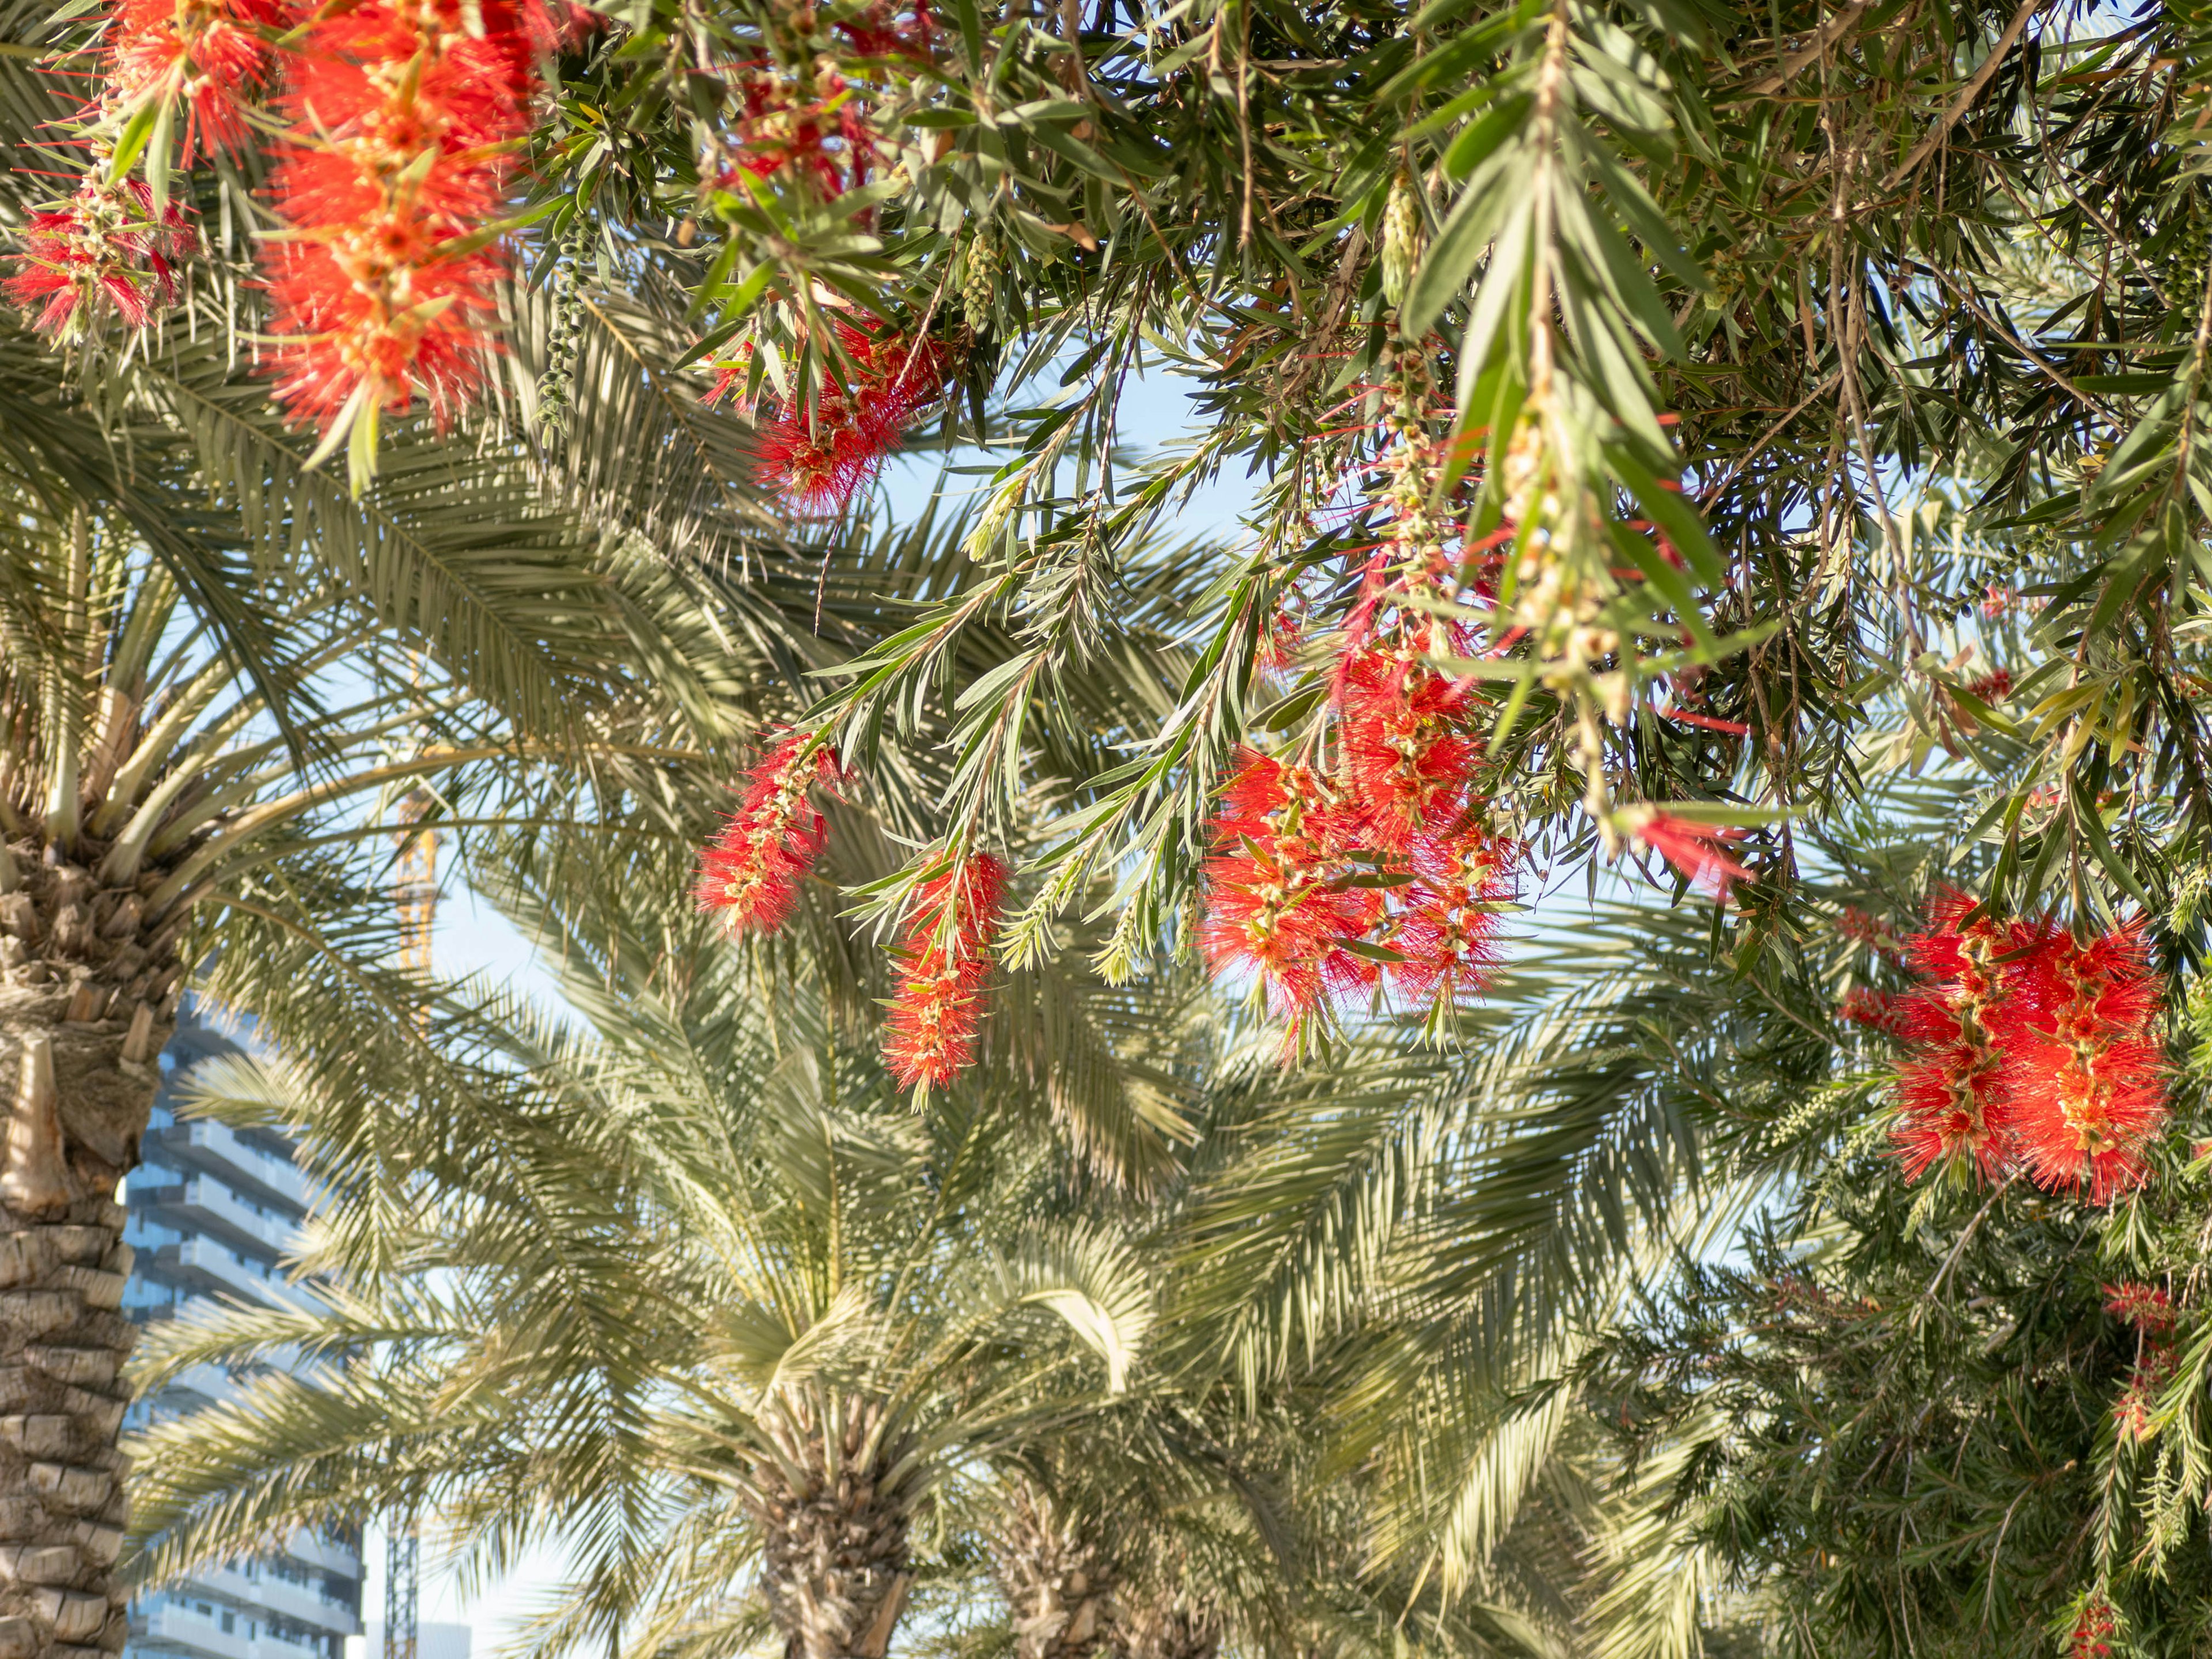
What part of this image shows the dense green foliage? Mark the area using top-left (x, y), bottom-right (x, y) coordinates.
top-left (28, 0), bottom-right (2212, 1645)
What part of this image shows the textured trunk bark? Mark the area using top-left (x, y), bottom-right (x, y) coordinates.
top-left (1112, 1596), bottom-right (1217, 1659)
top-left (751, 1392), bottom-right (917, 1659)
top-left (0, 849), bottom-right (180, 1659)
top-left (990, 1482), bottom-right (1118, 1659)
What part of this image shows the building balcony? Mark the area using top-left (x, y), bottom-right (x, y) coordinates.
top-left (132, 1596), bottom-right (336, 1659)
top-left (281, 1530), bottom-right (362, 1581)
top-left (180, 1566), bottom-right (361, 1638)
top-left (145, 1120), bottom-right (320, 1214)
top-left (145, 1239), bottom-right (321, 1314)
top-left (136, 1175), bottom-right (306, 1261)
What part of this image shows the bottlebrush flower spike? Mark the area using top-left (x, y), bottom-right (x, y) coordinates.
top-left (2067, 1593), bottom-right (2116, 1659)
top-left (883, 852), bottom-right (1005, 1090)
top-left (5, 175), bottom-right (192, 338)
top-left (1199, 748), bottom-right (1381, 1034)
top-left (752, 327), bottom-right (952, 513)
top-left (1388, 816), bottom-right (1516, 1013)
top-left (1628, 812), bottom-right (1752, 900)
top-left (1335, 630), bottom-right (1480, 855)
top-left (258, 0), bottom-right (539, 480)
top-left (732, 66), bottom-right (864, 197)
top-left (106, 0), bottom-right (285, 161)
top-left (1994, 916), bottom-right (2169, 1204)
top-left (833, 0), bottom-right (933, 57)
top-left (1887, 891), bottom-right (2032, 1187)
top-left (694, 733), bottom-right (846, 937)
top-left (2112, 1346), bottom-right (2177, 1442)
top-left (2105, 1281), bottom-right (2175, 1334)
top-left (1838, 986), bottom-right (1907, 1035)
top-left (1835, 906), bottom-right (1904, 959)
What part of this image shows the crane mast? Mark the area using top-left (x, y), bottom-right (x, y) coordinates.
top-left (384, 782), bottom-right (433, 1659)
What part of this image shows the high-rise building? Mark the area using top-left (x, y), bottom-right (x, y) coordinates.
top-left (358, 1622), bottom-right (471, 1659)
top-left (121, 1004), bottom-right (363, 1659)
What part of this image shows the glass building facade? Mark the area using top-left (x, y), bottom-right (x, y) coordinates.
top-left (122, 1004), bottom-right (363, 1659)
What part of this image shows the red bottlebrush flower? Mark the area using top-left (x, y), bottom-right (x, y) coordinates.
top-left (1388, 817), bottom-right (1515, 1012)
top-left (1980, 584), bottom-right (2016, 619)
top-left (834, 0), bottom-right (932, 56)
top-left (1880, 895), bottom-right (2171, 1202)
top-left (694, 733), bottom-right (846, 936)
top-left (1835, 907), bottom-right (1902, 957)
top-left (2104, 1281), bottom-right (2176, 1334)
top-left (1892, 1041), bottom-right (2012, 1185)
top-left (754, 328), bottom-right (952, 512)
top-left (1631, 813), bottom-right (1752, 900)
top-left (1885, 891), bottom-right (2037, 1187)
top-left (882, 853), bottom-right (1006, 1090)
top-left (1964, 668), bottom-right (2012, 703)
top-left (1198, 748), bottom-right (1381, 1031)
top-left (259, 0), bottom-right (539, 441)
top-left (1993, 918), bottom-right (2169, 1205)
top-left (850, 330), bottom-right (953, 441)
top-left (2067, 1594), bottom-right (2116, 1659)
top-left (702, 342), bottom-right (758, 410)
top-left (1838, 986), bottom-right (1906, 1035)
top-left (106, 0), bottom-right (284, 161)
top-left (5, 176), bottom-right (192, 338)
top-left (1335, 635), bottom-right (1480, 854)
top-left (729, 65), bottom-right (885, 198)
top-left (1255, 605), bottom-right (1302, 674)
top-left (529, 0), bottom-right (606, 51)
top-left (754, 385), bottom-right (890, 513)
top-left (2112, 1345), bottom-right (2177, 1442)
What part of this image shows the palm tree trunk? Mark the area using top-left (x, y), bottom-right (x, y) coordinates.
top-left (0, 847), bottom-right (179, 1659)
top-left (990, 1481), bottom-right (1118, 1659)
top-left (1112, 1595), bottom-right (1217, 1659)
top-left (751, 1391), bottom-right (917, 1659)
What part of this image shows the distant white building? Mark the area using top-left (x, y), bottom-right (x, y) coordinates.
top-left (123, 1003), bottom-right (365, 1659)
top-left (354, 1623), bottom-right (472, 1659)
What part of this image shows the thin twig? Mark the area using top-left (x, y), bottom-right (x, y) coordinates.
top-left (1743, 0), bottom-right (1873, 96)
top-left (1888, 0), bottom-right (2046, 186)
top-left (1699, 372), bottom-right (1843, 503)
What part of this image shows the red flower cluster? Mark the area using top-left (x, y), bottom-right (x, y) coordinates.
top-left (1198, 369), bottom-right (1518, 1049)
top-left (2105, 1281), bottom-right (2175, 1334)
top-left (1630, 813), bottom-right (1752, 900)
top-left (2114, 1344), bottom-right (2177, 1442)
top-left (259, 0), bottom-right (539, 435)
top-left (4, 174), bottom-right (191, 336)
top-left (750, 326), bottom-right (953, 513)
top-left (2068, 1594), bottom-right (2116, 1659)
top-left (1964, 668), bottom-right (2012, 703)
top-left (105, 0), bottom-right (283, 161)
top-left (1835, 906), bottom-right (1903, 959)
top-left (2106, 1281), bottom-right (2181, 1444)
top-left (1887, 892), bottom-right (2169, 1203)
top-left (687, 738), bottom-right (1011, 1093)
top-left (1200, 751), bottom-right (1383, 1021)
top-left (884, 853), bottom-right (1005, 1090)
top-left (832, 0), bottom-right (933, 57)
top-left (2001, 915), bottom-right (2167, 1200)
top-left (1838, 986), bottom-right (1906, 1036)
top-left (693, 732), bottom-right (847, 935)
top-left (1199, 741), bottom-right (1513, 1045)
top-left (722, 3), bottom-right (927, 195)
top-left (730, 65), bottom-right (874, 199)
